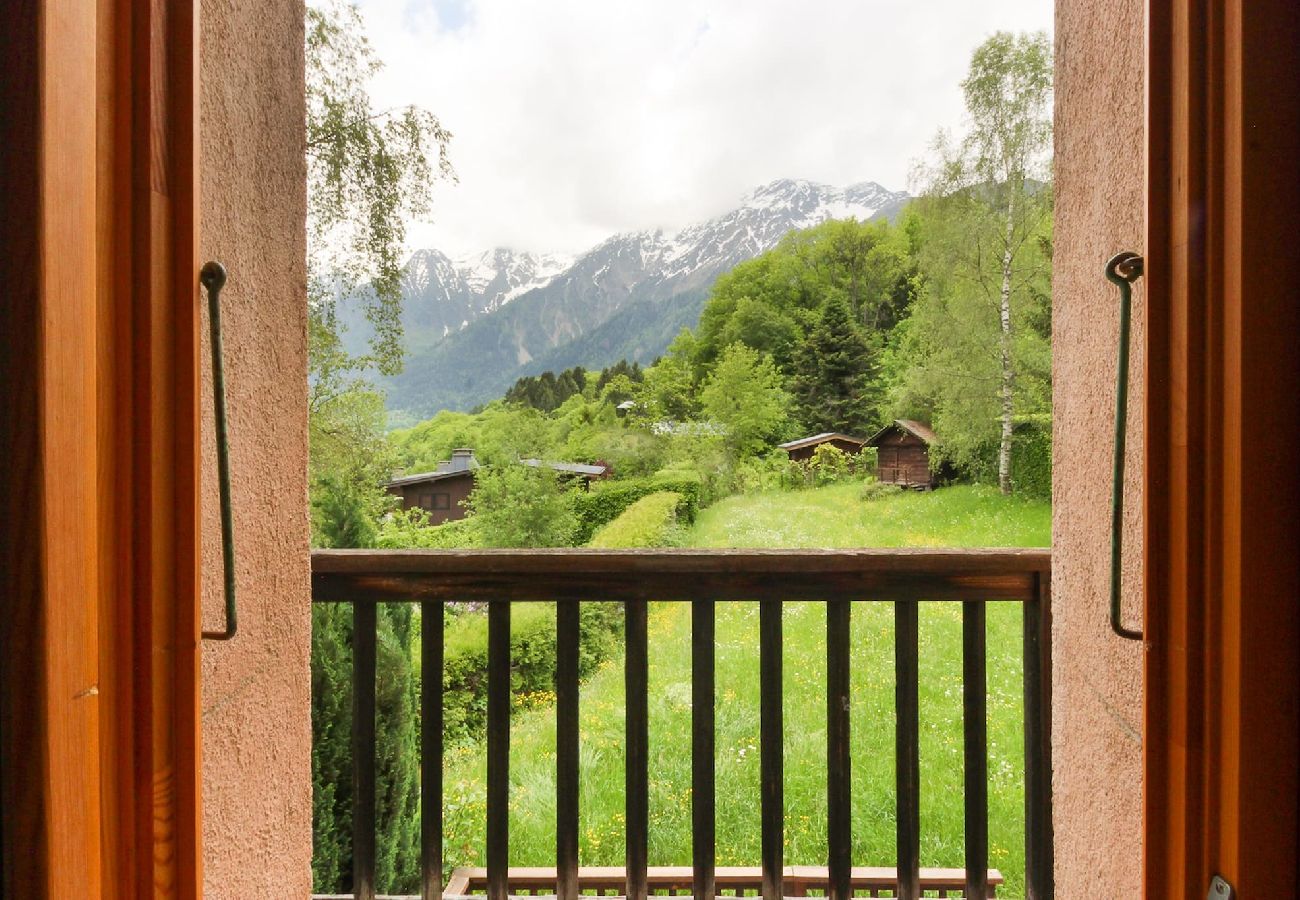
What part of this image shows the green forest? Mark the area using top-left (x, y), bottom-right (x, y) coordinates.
top-left (304, 3), bottom-right (1053, 893)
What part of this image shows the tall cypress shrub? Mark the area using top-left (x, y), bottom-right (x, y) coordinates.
top-left (311, 478), bottom-right (421, 894)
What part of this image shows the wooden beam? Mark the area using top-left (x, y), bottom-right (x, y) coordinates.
top-left (311, 549), bottom-right (1050, 604)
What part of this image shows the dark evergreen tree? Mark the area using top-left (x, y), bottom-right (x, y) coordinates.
top-left (311, 478), bottom-right (420, 894)
top-left (790, 297), bottom-right (879, 435)
top-left (595, 359), bottom-right (643, 395)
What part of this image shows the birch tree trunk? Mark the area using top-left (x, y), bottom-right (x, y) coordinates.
top-left (997, 204), bottom-right (1016, 494)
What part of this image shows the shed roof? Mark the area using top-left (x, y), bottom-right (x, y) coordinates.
top-left (386, 449), bottom-right (481, 488)
top-left (520, 458), bottom-right (608, 477)
top-left (385, 468), bottom-right (477, 488)
top-left (777, 432), bottom-right (867, 452)
top-left (866, 419), bottom-right (940, 447)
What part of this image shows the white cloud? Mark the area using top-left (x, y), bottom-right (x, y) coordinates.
top-left (349, 0), bottom-right (1053, 256)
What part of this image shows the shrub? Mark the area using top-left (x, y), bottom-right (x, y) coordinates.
top-left (1011, 418), bottom-right (1052, 500)
top-left (570, 476), bottom-right (700, 543)
top-left (312, 602), bottom-right (420, 894)
top-left (731, 453), bottom-right (791, 494)
top-left (376, 508), bottom-right (481, 548)
top-left (465, 464), bottom-right (578, 547)
top-left (809, 444), bottom-right (852, 485)
top-left (441, 601), bottom-right (623, 745)
top-left (587, 491), bottom-right (686, 548)
top-left (860, 479), bottom-right (903, 502)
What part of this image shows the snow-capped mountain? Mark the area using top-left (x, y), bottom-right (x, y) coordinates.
top-left (398, 248), bottom-right (573, 337)
top-left (370, 178), bottom-right (909, 419)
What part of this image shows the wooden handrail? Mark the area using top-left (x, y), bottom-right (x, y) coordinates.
top-left (311, 547), bottom-right (1051, 603)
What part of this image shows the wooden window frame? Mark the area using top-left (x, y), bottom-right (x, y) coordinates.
top-left (1143, 0), bottom-right (1300, 894)
top-left (0, 0), bottom-right (203, 896)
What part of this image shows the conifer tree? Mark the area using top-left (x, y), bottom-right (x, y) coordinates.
top-left (791, 298), bottom-right (878, 435)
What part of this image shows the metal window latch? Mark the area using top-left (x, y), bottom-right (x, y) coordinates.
top-left (1105, 252), bottom-right (1143, 641)
top-left (201, 261), bottom-right (238, 641)
top-left (1208, 875), bottom-right (1235, 900)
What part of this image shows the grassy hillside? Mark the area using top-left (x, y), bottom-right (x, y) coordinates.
top-left (690, 483), bottom-right (1050, 549)
top-left (437, 484), bottom-right (1050, 896)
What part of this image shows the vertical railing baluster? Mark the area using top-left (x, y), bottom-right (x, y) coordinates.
top-left (626, 598), bottom-right (649, 900)
top-left (353, 600), bottom-right (378, 900)
top-left (894, 600), bottom-right (920, 900)
top-left (487, 601), bottom-right (511, 900)
top-left (422, 600), bottom-right (445, 900)
top-left (759, 599), bottom-right (783, 900)
top-left (557, 600), bottom-right (580, 900)
top-left (962, 601), bottom-right (989, 900)
top-left (1023, 575), bottom-right (1054, 900)
top-left (692, 600), bottom-right (716, 900)
top-left (826, 599), bottom-right (851, 900)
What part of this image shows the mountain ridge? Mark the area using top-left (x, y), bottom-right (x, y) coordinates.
top-left (342, 178), bottom-right (910, 422)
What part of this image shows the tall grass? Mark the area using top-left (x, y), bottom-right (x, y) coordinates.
top-left (437, 483), bottom-right (1049, 896)
top-left (690, 483), bottom-right (1050, 549)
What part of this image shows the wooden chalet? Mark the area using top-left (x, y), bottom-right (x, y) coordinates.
top-left (385, 449), bottom-right (481, 525)
top-left (777, 432), bottom-right (868, 463)
top-left (387, 450), bottom-right (610, 523)
top-left (866, 420), bottom-right (939, 489)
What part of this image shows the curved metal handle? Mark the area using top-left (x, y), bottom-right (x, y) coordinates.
top-left (201, 261), bottom-right (238, 641)
top-left (1105, 251), bottom-right (1143, 641)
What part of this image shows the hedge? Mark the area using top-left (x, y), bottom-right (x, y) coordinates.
top-left (587, 491), bottom-right (685, 548)
top-left (1011, 419), bottom-right (1052, 500)
top-left (570, 476), bottom-right (701, 544)
top-left (441, 601), bottom-right (622, 745)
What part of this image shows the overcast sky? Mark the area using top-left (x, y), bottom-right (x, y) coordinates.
top-left (351, 0), bottom-right (1053, 258)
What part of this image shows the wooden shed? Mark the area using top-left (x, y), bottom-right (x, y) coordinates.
top-left (777, 432), bottom-right (868, 463)
top-left (386, 450), bottom-right (612, 523)
top-left (385, 449), bottom-right (480, 525)
top-left (866, 420), bottom-right (939, 489)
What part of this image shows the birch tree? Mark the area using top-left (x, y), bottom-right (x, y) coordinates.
top-left (906, 32), bottom-right (1053, 493)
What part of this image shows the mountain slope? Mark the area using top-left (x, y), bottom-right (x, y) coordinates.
top-left (364, 179), bottom-right (909, 419)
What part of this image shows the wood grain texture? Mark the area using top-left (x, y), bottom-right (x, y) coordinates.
top-left (312, 549), bottom-right (1049, 604)
top-left (129, 0), bottom-right (202, 893)
top-left (1144, 0), bottom-right (1300, 895)
top-left (96, 0), bottom-right (139, 893)
top-left (0, 1), bottom-right (51, 891)
top-left (0, 0), bottom-right (105, 894)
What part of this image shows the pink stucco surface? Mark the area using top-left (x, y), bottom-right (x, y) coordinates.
top-left (1052, 0), bottom-right (1145, 893)
top-left (199, 0), bottom-right (312, 895)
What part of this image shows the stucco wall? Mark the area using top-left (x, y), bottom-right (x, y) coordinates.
top-left (199, 0), bottom-right (312, 895)
top-left (1052, 0), bottom-right (1145, 894)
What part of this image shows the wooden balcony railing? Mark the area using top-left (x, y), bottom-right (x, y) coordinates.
top-left (310, 548), bottom-right (1053, 900)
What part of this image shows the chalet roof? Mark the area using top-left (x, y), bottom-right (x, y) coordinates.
top-left (385, 467), bottom-right (476, 488)
top-left (520, 458), bottom-right (608, 477)
top-left (388, 450), bottom-right (607, 488)
top-left (386, 448), bottom-right (481, 488)
top-left (866, 419), bottom-right (940, 446)
top-left (777, 432), bottom-right (867, 452)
